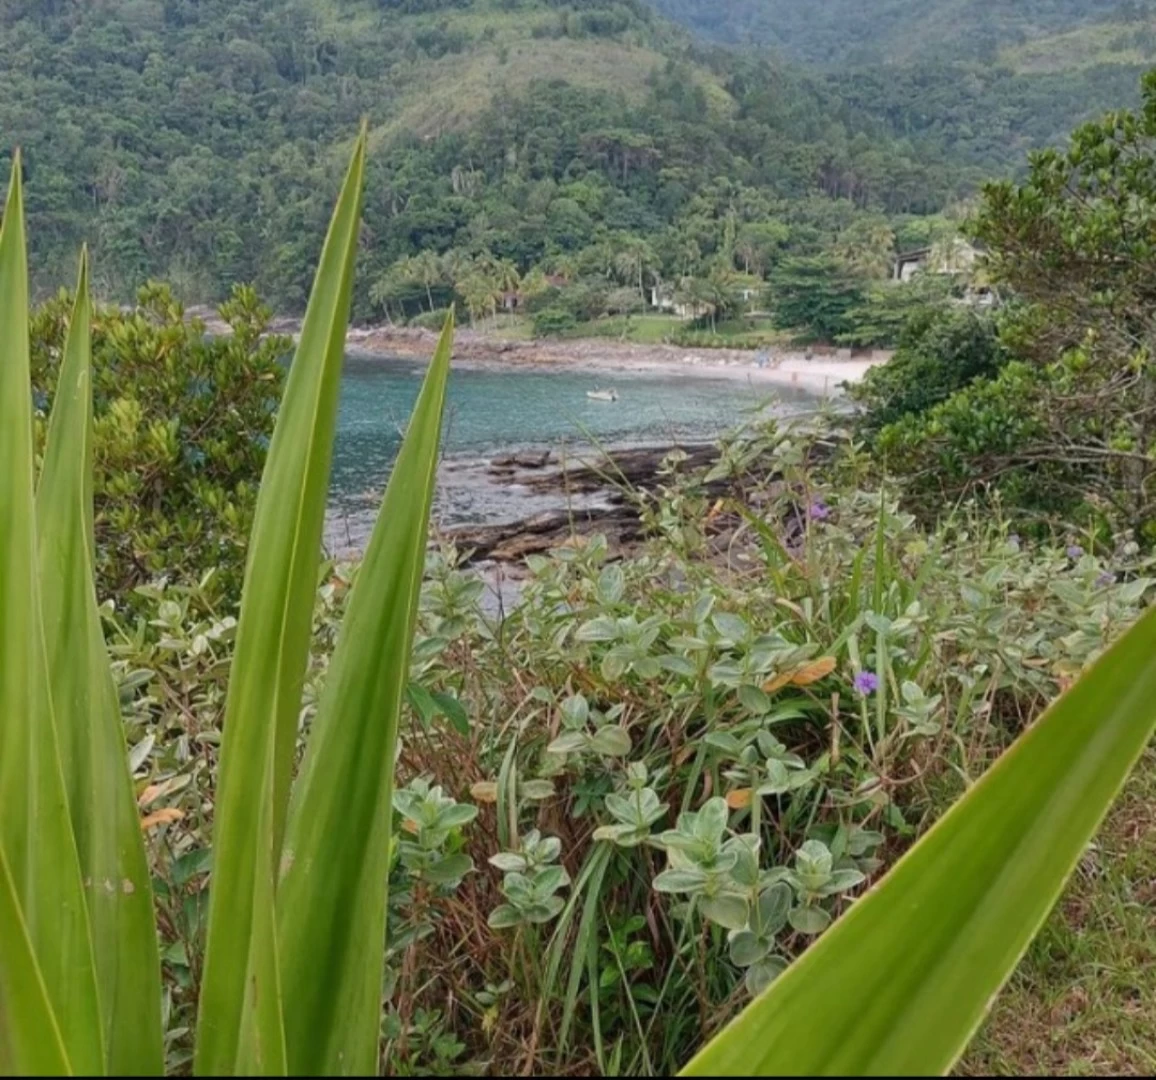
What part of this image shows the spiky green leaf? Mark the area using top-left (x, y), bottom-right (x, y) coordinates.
top-left (36, 251), bottom-right (163, 1075)
top-left (0, 848), bottom-right (71, 1075)
top-left (0, 154), bottom-right (104, 1076)
top-left (195, 127), bottom-right (367, 1076)
top-left (278, 314), bottom-right (454, 1075)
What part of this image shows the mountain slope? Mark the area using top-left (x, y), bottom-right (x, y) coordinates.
top-left (0, 0), bottom-right (1146, 315)
top-left (648, 0), bottom-right (1155, 66)
top-left (0, 0), bottom-right (967, 309)
top-left (0, 0), bottom-right (700, 299)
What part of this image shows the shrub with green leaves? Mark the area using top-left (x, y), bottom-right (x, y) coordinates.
top-left (531, 305), bottom-right (580, 338)
top-left (38, 404), bottom-right (1156, 1076)
top-left (30, 282), bottom-right (287, 603)
top-left (864, 71), bottom-right (1156, 543)
top-left (488, 830), bottom-right (571, 930)
top-left (847, 305), bottom-right (1006, 438)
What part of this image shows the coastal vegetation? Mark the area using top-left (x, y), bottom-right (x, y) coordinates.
top-left (5, 130), bottom-right (1156, 1075)
top-left (3, 3), bottom-right (1156, 1077)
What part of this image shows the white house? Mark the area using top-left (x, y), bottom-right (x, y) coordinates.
top-left (893, 237), bottom-right (981, 282)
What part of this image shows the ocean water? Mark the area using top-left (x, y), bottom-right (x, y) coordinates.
top-left (328, 353), bottom-right (822, 533)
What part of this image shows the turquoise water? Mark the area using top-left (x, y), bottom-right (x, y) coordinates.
top-left (330, 353), bottom-right (818, 522)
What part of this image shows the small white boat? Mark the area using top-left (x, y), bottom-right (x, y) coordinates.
top-left (587, 388), bottom-right (619, 402)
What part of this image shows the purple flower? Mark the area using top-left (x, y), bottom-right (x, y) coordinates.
top-left (1096, 570), bottom-right (1117, 588)
top-left (1007, 534), bottom-right (1021, 552)
top-left (808, 499), bottom-right (831, 522)
top-left (1067, 545), bottom-right (1085, 560)
top-left (853, 671), bottom-right (880, 696)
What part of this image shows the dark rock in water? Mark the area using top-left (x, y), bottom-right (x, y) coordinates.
top-left (445, 505), bottom-right (641, 563)
top-left (511, 450), bottom-right (552, 469)
top-left (445, 442), bottom-right (721, 565)
top-left (517, 443), bottom-right (718, 495)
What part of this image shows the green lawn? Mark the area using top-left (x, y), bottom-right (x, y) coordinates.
top-left (478, 312), bottom-right (534, 340)
top-left (962, 753), bottom-right (1156, 1077)
top-left (469, 312), bottom-right (802, 349)
top-left (565, 313), bottom-right (684, 343)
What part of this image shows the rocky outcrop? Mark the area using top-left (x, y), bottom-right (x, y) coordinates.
top-left (443, 442), bottom-right (722, 564)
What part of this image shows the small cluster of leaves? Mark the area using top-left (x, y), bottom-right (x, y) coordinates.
top-left (653, 797), bottom-right (879, 995)
top-left (30, 283), bottom-right (287, 604)
top-left (488, 831), bottom-right (571, 930)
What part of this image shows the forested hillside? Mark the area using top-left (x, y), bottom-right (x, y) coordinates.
top-left (649, 0), bottom-right (1155, 64)
top-left (1, 0), bottom-right (1151, 313)
top-left (0, 0), bottom-right (956, 309)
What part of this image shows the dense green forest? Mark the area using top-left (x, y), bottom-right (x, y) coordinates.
top-left (1, 0), bottom-right (1151, 317)
top-left (649, 0), bottom-right (1156, 63)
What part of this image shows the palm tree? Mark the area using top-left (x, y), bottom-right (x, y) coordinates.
top-left (613, 236), bottom-right (658, 302)
top-left (492, 258), bottom-right (521, 295)
top-left (460, 272), bottom-right (500, 329)
top-left (368, 266), bottom-right (405, 324)
top-left (835, 220), bottom-right (896, 281)
top-left (442, 247), bottom-right (474, 290)
top-left (706, 263), bottom-right (741, 331)
top-left (542, 253), bottom-right (577, 282)
top-left (411, 250), bottom-right (443, 313)
top-left (520, 265), bottom-right (551, 299)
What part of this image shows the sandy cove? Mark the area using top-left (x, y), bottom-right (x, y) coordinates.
top-left (340, 323), bottom-right (887, 392)
top-left (194, 307), bottom-right (887, 393)
top-left (191, 308), bottom-right (887, 390)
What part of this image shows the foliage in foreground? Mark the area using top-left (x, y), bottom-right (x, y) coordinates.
top-left (5, 129), bottom-right (1156, 1080)
top-left (848, 306), bottom-right (1006, 438)
top-left (110, 417), bottom-right (1156, 1075)
top-left (0, 134), bottom-right (453, 1074)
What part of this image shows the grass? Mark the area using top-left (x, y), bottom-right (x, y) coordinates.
top-left (354, 0), bottom-right (735, 143)
top-left (491, 313), bottom-right (794, 347)
top-left (561, 313), bottom-right (683, 343)
top-left (479, 313), bottom-right (782, 346)
top-left (1000, 22), bottom-right (1156, 74)
top-left (962, 752), bottom-right (1156, 1077)
top-left (474, 312), bottom-right (535, 340)
top-left (378, 38), bottom-right (731, 139)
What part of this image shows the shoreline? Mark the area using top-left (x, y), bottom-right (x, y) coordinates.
top-left (342, 324), bottom-right (885, 393)
top-left (194, 308), bottom-right (887, 392)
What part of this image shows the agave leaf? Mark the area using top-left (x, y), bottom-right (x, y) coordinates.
top-left (194, 128), bottom-right (367, 1076)
top-left (0, 155), bottom-right (104, 1075)
top-left (36, 250), bottom-right (163, 1075)
top-left (0, 848), bottom-right (71, 1075)
top-left (278, 313), bottom-right (454, 1075)
top-left (682, 604), bottom-right (1156, 1077)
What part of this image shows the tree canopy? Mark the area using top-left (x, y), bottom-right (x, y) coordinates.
top-left (1, 0), bottom-right (1146, 318)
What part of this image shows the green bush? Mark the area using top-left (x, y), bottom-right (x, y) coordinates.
top-left (531, 305), bottom-right (580, 337)
top-left (837, 275), bottom-right (954, 349)
top-left (30, 283), bottom-right (287, 602)
top-left (848, 306), bottom-right (1007, 439)
top-left (873, 70), bottom-right (1156, 543)
top-left (1, 133), bottom-right (459, 1077)
top-left (121, 417), bottom-right (1156, 1073)
top-left (408, 306), bottom-right (454, 330)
